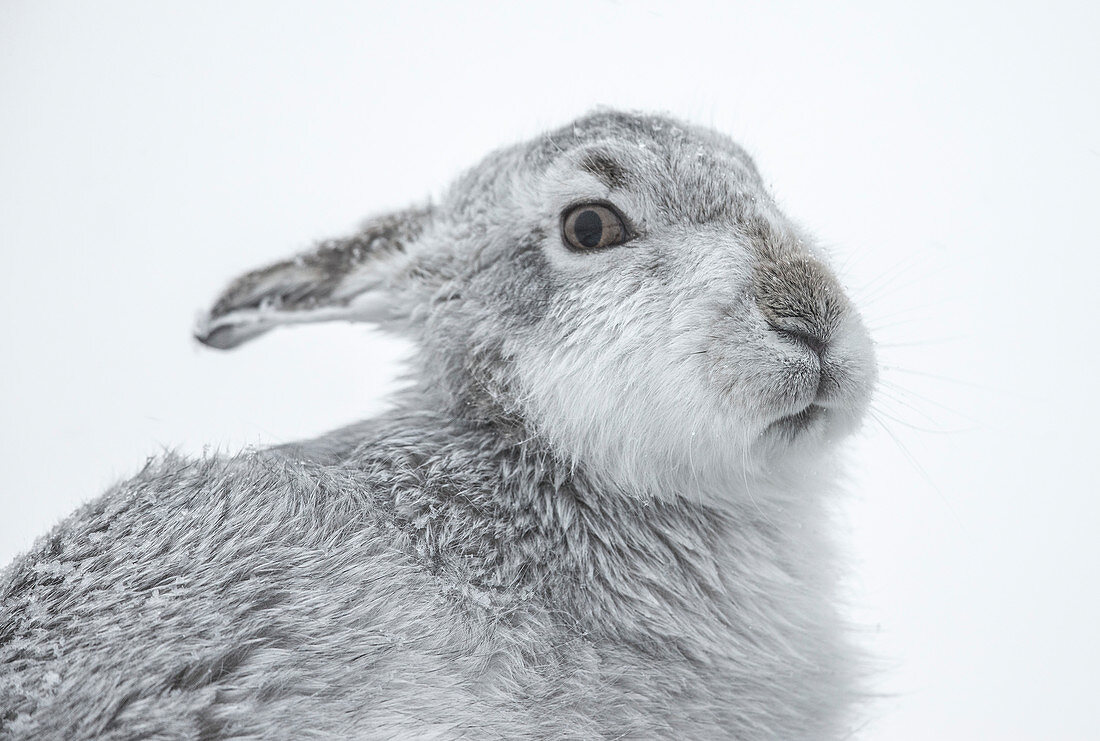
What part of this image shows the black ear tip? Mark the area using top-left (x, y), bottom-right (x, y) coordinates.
top-left (194, 326), bottom-right (237, 350)
top-left (193, 312), bottom-right (269, 350)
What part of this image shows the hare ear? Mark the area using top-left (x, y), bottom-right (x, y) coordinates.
top-left (195, 206), bottom-right (432, 350)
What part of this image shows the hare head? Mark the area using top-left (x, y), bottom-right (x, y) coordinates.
top-left (196, 110), bottom-right (876, 497)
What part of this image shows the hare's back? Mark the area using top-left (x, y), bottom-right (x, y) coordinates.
top-left (0, 454), bottom-right (506, 738)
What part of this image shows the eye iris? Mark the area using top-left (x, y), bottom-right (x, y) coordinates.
top-left (573, 209), bottom-right (604, 248)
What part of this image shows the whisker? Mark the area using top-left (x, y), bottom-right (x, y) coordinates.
top-left (879, 365), bottom-right (990, 391)
top-left (851, 253), bottom-right (926, 300)
top-left (873, 385), bottom-right (954, 425)
top-left (866, 410), bottom-right (964, 529)
top-left (869, 400), bottom-right (976, 435)
top-left (876, 378), bottom-right (976, 423)
top-left (867, 316), bottom-right (943, 333)
top-left (864, 296), bottom-right (965, 324)
top-left (856, 262), bottom-right (953, 309)
top-left (875, 336), bottom-right (967, 348)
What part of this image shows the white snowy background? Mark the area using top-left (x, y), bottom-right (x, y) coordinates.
top-left (2, 2), bottom-right (1098, 738)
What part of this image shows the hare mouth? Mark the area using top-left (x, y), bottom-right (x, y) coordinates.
top-left (766, 404), bottom-right (825, 437)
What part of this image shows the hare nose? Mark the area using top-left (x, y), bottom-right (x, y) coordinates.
top-left (752, 244), bottom-right (848, 360)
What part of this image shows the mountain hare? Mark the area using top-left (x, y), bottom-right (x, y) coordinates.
top-left (0, 110), bottom-right (876, 739)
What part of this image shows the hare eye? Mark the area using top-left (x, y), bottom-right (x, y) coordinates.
top-left (562, 203), bottom-right (630, 251)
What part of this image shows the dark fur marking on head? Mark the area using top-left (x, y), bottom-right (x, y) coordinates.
top-left (579, 152), bottom-right (631, 190)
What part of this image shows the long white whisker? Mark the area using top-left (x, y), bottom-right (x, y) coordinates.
top-left (867, 409), bottom-right (964, 529)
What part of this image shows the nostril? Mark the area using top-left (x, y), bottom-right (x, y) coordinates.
top-left (772, 325), bottom-right (828, 358)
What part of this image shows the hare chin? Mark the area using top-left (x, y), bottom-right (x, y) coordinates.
top-left (765, 403), bottom-right (827, 438)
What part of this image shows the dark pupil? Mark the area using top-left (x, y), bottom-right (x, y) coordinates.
top-left (574, 210), bottom-right (604, 248)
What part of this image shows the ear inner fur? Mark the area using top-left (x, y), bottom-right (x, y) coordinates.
top-left (194, 205), bottom-right (431, 349)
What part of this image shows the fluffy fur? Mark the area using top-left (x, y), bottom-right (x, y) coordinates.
top-left (0, 110), bottom-right (876, 739)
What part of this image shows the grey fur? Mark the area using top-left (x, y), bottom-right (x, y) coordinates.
top-left (1, 110), bottom-right (877, 739)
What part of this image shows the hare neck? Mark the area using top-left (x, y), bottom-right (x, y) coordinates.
top-left (310, 409), bottom-right (839, 647)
